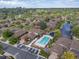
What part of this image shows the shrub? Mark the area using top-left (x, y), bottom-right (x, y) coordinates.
top-left (9, 36), bottom-right (18, 45)
top-left (2, 29), bottom-right (13, 39)
top-left (17, 24), bottom-right (24, 29)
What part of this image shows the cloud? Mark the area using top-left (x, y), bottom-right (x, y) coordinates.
top-left (69, 0), bottom-right (76, 2)
top-left (0, 1), bottom-right (25, 8)
top-left (0, 0), bottom-right (79, 8)
top-left (0, 1), bottom-right (19, 4)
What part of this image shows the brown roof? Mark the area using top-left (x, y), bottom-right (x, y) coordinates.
top-left (11, 28), bottom-right (20, 33)
top-left (13, 29), bottom-right (28, 38)
top-left (47, 20), bottom-right (57, 30)
top-left (25, 18), bottom-right (31, 25)
top-left (20, 34), bottom-right (28, 40)
top-left (48, 52), bottom-right (59, 59)
top-left (29, 29), bottom-right (43, 34)
top-left (20, 32), bottom-right (37, 40)
top-left (70, 40), bottom-right (79, 51)
top-left (56, 37), bottom-right (72, 50)
top-left (33, 20), bottom-right (40, 26)
top-left (27, 32), bottom-right (37, 39)
top-left (50, 43), bottom-right (64, 56)
top-left (49, 37), bottom-right (79, 59)
top-left (70, 40), bottom-right (79, 59)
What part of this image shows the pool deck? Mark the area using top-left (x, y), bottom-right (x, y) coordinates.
top-left (33, 35), bottom-right (53, 48)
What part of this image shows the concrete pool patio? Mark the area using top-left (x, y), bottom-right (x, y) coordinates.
top-left (32, 35), bottom-right (53, 48)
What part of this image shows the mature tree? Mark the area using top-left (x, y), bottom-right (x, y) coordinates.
top-left (39, 21), bottom-right (47, 30)
top-left (53, 29), bottom-right (61, 42)
top-left (61, 51), bottom-right (76, 59)
top-left (9, 36), bottom-right (18, 45)
top-left (72, 25), bottom-right (79, 38)
top-left (2, 29), bottom-right (13, 39)
top-left (56, 20), bottom-right (65, 29)
top-left (17, 24), bottom-right (24, 29)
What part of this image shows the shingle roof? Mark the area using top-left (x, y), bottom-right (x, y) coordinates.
top-left (49, 37), bottom-right (79, 59)
top-left (13, 29), bottom-right (28, 38)
top-left (70, 40), bottom-right (79, 51)
top-left (20, 32), bottom-right (37, 42)
top-left (70, 40), bottom-right (79, 57)
top-left (56, 37), bottom-right (72, 50)
top-left (48, 52), bottom-right (58, 59)
top-left (47, 20), bottom-right (57, 30)
top-left (29, 29), bottom-right (43, 35)
top-left (50, 43), bottom-right (64, 56)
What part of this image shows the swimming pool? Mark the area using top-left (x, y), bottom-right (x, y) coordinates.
top-left (34, 35), bottom-right (53, 48)
top-left (38, 36), bottom-right (49, 45)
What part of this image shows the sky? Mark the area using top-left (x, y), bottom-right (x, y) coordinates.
top-left (0, 0), bottom-right (79, 8)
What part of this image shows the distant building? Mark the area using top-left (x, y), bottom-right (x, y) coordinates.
top-left (33, 20), bottom-right (41, 29)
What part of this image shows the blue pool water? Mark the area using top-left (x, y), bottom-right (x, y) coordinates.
top-left (38, 36), bottom-right (49, 45)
